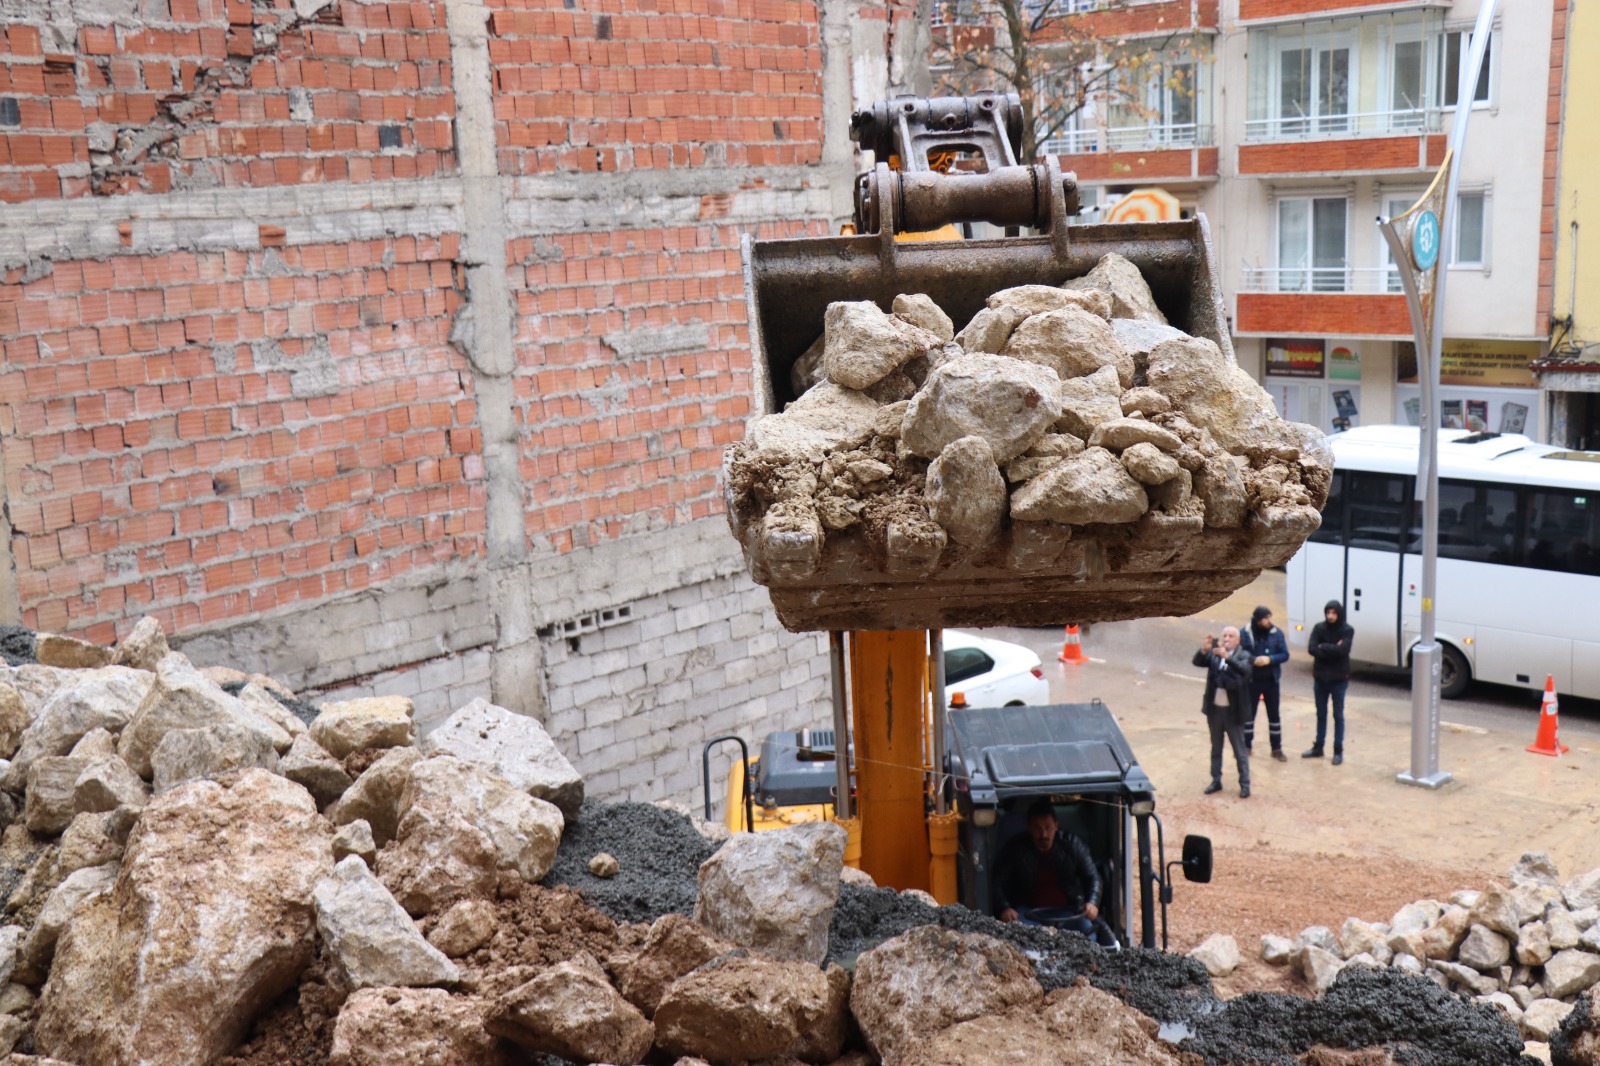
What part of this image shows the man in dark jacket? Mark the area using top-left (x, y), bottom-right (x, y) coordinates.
top-left (994, 798), bottom-right (1101, 936)
top-left (1304, 600), bottom-right (1355, 764)
top-left (1239, 605), bottom-right (1291, 761)
top-left (1194, 626), bottom-right (1253, 797)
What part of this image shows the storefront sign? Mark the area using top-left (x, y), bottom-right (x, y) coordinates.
top-left (1266, 338), bottom-right (1325, 378)
top-left (1328, 346), bottom-right (1360, 381)
top-left (1397, 339), bottom-right (1541, 388)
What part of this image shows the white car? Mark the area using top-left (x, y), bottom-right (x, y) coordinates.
top-left (943, 630), bottom-right (1049, 707)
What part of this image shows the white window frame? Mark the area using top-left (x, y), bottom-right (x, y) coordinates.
top-left (1450, 187), bottom-right (1492, 272)
top-left (1380, 22), bottom-right (1433, 130)
top-left (1440, 27), bottom-right (1497, 111)
top-left (1275, 193), bottom-right (1351, 293)
top-left (1269, 29), bottom-right (1360, 138)
top-left (1380, 189), bottom-right (1426, 291)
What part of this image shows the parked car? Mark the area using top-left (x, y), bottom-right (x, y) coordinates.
top-left (944, 630), bottom-right (1049, 707)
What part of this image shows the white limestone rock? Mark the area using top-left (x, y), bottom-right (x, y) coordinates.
top-left (309, 696), bottom-right (415, 760)
top-left (1300, 945), bottom-right (1344, 995)
top-left (14, 862), bottom-right (118, 985)
top-left (695, 820), bottom-right (845, 966)
top-left (893, 292), bottom-right (955, 341)
top-left (1542, 948), bottom-right (1600, 999)
top-left (1189, 933), bottom-right (1240, 977)
top-left (1001, 305), bottom-right (1134, 387)
top-left (1512, 852), bottom-right (1562, 888)
top-left (1010, 446), bottom-right (1149, 526)
top-left (150, 721), bottom-right (280, 794)
top-left (1088, 416), bottom-right (1183, 453)
top-left (332, 819), bottom-right (377, 867)
top-left (1516, 920), bottom-right (1554, 967)
top-left (117, 653), bottom-right (290, 779)
top-left (902, 353), bottom-right (1063, 463)
top-left (281, 733), bottom-right (354, 808)
top-left (1459, 924), bottom-right (1512, 972)
top-left (925, 436), bottom-right (1006, 547)
top-left (1521, 998), bottom-right (1575, 1041)
top-left (1054, 364), bottom-right (1125, 440)
top-left (4, 666), bottom-right (153, 789)
top-left (1260, 934), bottom-right (1296, 965)
top-left (112, 615), bottom-right (170, 672)
top-left (746, 382), bottom-right (879, 465)
top-left (313, 855), bottom-right (460, 990)
top-left (1563, 868), bottom-right (1600, 912)
top-left (1064, 253), bottom-right (1167, 324)
top-left (956, 304), bottom-right (1027, 354)
top-left (824, 300), bottom-right (942, 390)
top-left (422, 699), bottom-right (584, 819)
top-left (327, 747), bottom-right (424, 847)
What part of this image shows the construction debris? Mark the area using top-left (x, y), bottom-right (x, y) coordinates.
top-left (724, 254), bottom-right (1332, 631)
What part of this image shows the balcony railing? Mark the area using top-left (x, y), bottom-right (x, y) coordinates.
top-left (1240, 265), bottom-right (1403, 294)
top-left (1039, 123), bottom-right (1215, 156)
top-left (1243, 107), bottom-right (1445, 142)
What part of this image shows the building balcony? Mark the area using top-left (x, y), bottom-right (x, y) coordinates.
top-left (1240, 109), bottom-right (1448, 176)
top-left (1238, 0), bottom-right (1449, 25)
top-left (1236, 267), bottom-right (1413, 338)
top-left (1042, 124), bottom-right (1219, 184)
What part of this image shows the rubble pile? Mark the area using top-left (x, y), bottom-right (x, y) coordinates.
top-left (723, 254), bottom-right (1333, 631)
top-left (1219, 851), bottom-right (1600, 1064)
top-left (0, 621), bottom-right (1574, 1065)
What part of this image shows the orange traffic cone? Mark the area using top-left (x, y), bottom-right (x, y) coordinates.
top-left (1058, 624), bottom-right (1088, 665)
top-left (1526, 674), bottom-right (1569, 757)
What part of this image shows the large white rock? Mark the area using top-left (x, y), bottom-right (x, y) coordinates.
top-left (1260, 934), bottom-right (1296, 965)
top-left (955, 304), bottom-right (1027, 354)
top-left (1513, 882), bottom-right (1564, 927)
top-left (0, 680), bottom-right (26, 761)
top-left (1543, 948), bottom-right (1600, 999)
top-left (1297, 925), bottom-right (1341, 956)
top-left (1459, 924), bottom-right (1512, 972)
top-left (1564, 868), bottom-right (1600, 911)
top-left (1516, 921), bottom-right (1554, 967)
top-left (1521, 998), bottom-right (1575, 1041)
top-left (1189, 933), bottom-right (1240, 977)
top-left (654, 952), bottom-right (849, 1065)
top-left (901, 353), bottom-right (1062, 463)
top-left (1548, 907), bottom-right (1582, 950)
top-left (1392, 899), bottom-right (1444, 937)
top-left (925, 436), bottom-right (1006, 547)
top-left (309, 696), bottom-right (415, 759)
top-left (894, 292), bottom-right (955, 341)
top-left (695, 821), bottom-right (845, 966)
top-left (487, 953), bottom-right (655, 1065)
top-left (746, 382), bottom-right (879, 465)
top-left (1001, 305), bottom-right (1133, 387)
top-left (1419, 905), bottom-right (1471, 960)
top-left (328, 987), bottom-right (508, 1066)
top-left (1300, 945), bottom-right (1344, 995)
top-left (327, 747), bottom-right (423, 847)
top-left (313, 855), bottom-right (459, 990)
top-left (113, 615), bottom-right (169, 672)
top-left (422, 699), bottom-right (584, 819)
top-left (150, 722), bottom-right (280, 794)
top-left (1340, 917), bottom-right (1392, 962)
top-left (1010, 446), bottom-right (1149, 526)
top-left (1064, 253), bottom-right (1167, 324)
top-left (988, 284), bottom-right (1110, 320)
top-left (4, 666), bottom-right (153, 789)
top-left (379, 756), bottom-right (562, 916)
top-left (280, 733), bottom-right (353, 807)
top-left (25, 756), bottom-right (89, 834)
top-left (14, 862), bottom-right (118, 984)
top-left (116, 654), bottom-right (290, 779)
top-left (1512, 852), bottom-right (1562, 888)
top-left (823, 300), bottom-right (942, 390)
top-left (1053, 364), bottom-right (1123, 440)
top-left (1471, 883), bottom-right (1522, 938)
top-left (235, 683), bottom-right (307, 748)
top-left (34, 770), bottom-right (334, 1066)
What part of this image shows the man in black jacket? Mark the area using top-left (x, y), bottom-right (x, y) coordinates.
top-left (1305, 599), bottom-right (1355, 764)
top-left (993, 798), bottom-right (1101, 935)
top-left (1194, 625), bottom-right (1253, 797)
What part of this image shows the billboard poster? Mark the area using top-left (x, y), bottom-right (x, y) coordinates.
top-left (1266, 338), bottom-right (1325, 378)
top-left (1397, 339), bottom-right (1541, 387)
top-left (1331, 387), bottom-right (1360, 432)
top-left (1328, 346), bottom-right (1361, 381)
top-left (1465, 399), bottom-right (1489, 431)
top-left (1440, 399), bottom-right (1465, 429)
top-left (1500, 402), bottom-right (1528, 434)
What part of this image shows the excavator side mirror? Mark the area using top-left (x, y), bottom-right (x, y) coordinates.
top-left (1181, 835), bottom-right (1213, 884)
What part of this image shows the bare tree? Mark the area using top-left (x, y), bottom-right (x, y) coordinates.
top-left (932, 0), bottom-right (1203, 163)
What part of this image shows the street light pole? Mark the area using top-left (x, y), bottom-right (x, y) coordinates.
top-left (1380, 0), bottom-right (1497, 790)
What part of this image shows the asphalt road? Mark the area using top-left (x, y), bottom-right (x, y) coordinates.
top-left (969, 567), bottom-right (1600, 881)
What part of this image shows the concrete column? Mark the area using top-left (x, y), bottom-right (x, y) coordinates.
top-left (442, 0), bottom-right (545, 718)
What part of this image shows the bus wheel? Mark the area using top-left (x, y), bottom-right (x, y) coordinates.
top-left (1440, 644), bottom-right (1471, 699)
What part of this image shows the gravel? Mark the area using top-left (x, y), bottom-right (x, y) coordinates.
top-left (545, 801), bottom-right (719, 924)
top-left (0, 625), bottom-right (36, 666)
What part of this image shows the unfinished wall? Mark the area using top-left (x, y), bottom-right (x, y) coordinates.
top-left (0, 0), bottom-right (922, 805)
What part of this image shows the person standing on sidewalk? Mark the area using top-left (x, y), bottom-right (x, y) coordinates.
top-left (1193, 626), bottom-right (1253, 798)
top-left (1304, 600), bottom-right (1354, 765)
top-left (1240, 605), bottom-right (1290, 761)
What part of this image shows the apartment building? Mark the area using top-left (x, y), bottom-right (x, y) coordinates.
top-left (1040, 0), bottom-right (1559, 441)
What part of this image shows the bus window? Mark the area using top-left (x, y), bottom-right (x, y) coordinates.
top-left (1345, 472), bottom-right (1410, 551)
top-left (1437, 480), bottom-right (1518, 564)
top-left (1307, 471), bottom-right (1344, 544)
top-left (1525, 489), bottom-right (1600, 575)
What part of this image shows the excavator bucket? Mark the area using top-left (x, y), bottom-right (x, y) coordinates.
top-left (723, 95), bottom-right (1331, 633)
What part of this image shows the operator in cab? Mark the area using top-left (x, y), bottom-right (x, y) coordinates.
top-left (992, 797), bottom-right (1101, 936)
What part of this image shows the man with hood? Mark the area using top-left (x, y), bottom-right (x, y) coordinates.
top-left (1304, 600), bottom-right (1355, 764)
top-left (1239, 605), bottom-right (1290, 761)
top-left (1193, 626), bottom-right (1253, 798)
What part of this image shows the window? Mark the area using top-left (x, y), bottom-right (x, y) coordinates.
top-left (1391, 38), bottom-right (1426, 116)
top-left (1308, 471), bottom-right (1345, 544)
top-left (1453, 192), bottom-right (1487, 267)
top-left (1344, 472), bottom-right (1410, 551)
top-left (945, 647), bottom-right (995, 685)
top-left (1525, 489), bottom-right (1600, 576)
top-left (1103, 44), bottom-right (1211, 148)
top-left (1441, 30), bottom-right (1493, 107)
top-left (1275, 37), bottom-right (1352, 136)
top-left (1434, 480), bottom-right (1518, 563)
top-left (1278, 196), bottom-right (1348, 292)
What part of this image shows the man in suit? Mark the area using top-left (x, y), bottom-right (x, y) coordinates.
top-left (1194, 626), bottom-right (1253, 798)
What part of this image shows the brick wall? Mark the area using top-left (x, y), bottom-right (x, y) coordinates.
top-left (1238, 135), bottom-right (1438, 177)
top-left (1235, 292), bottom-right (1412, 338)
top-left (0, 0), bottom-right (918, 803)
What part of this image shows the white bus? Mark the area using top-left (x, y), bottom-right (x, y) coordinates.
top-left (1285, 426), bottom-right (1600, 700)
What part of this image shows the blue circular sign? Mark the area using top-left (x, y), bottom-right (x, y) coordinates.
top-left (1412, 210), bottom-right (1441, 271)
